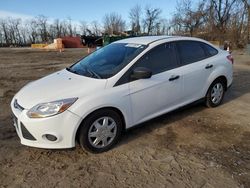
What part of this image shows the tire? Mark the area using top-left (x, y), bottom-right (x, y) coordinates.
top-left (78, 109), bottom-right (123, 153)
top-left (205, 79), bottom-right (226, 108)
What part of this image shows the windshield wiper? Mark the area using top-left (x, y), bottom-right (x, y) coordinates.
top-left (86, 67), bottom-right (102, 79)
top-left (67, 66), bottom-right (101, 79)
top-left (66, 67), bottom-right (81, 75)
top-left (66, 67), bottom-right (75, 73)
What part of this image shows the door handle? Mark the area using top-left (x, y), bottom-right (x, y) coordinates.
top-left (169, 75), bottom-right (180, 81)
top-left (205, 64), bottom-right (213, 69)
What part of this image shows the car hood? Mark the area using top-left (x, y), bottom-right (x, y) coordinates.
top-left (14, 69), bottom-right (107, 109)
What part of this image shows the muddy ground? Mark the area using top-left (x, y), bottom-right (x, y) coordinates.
top-left (0, 48), bottom-right (249, 188)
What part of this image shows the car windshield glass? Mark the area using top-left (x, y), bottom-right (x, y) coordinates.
top-left (68, 43), bottom-right (147, 79)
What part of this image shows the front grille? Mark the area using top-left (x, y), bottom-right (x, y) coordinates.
top-left (14, 99), bottom-right (24, 112)
top-left (21, 123), bottom-right (36, 141)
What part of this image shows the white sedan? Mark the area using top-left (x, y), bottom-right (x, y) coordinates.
top-left (11, 36), bottom-right (233, 153)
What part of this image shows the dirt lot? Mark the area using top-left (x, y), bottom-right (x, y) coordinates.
top-left (0, 48), bottom-right (249, 188)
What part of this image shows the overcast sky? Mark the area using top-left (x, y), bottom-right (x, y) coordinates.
top-left (0, 0), bottom-right (182, 23)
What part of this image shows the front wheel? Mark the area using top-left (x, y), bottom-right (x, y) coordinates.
top-left (205, 79), bottom-right (226, 108)
top-left (78, 109), bottom-right (123, 153)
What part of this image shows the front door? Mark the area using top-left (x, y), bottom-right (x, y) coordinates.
top-left (128, 42), bottom-right (182, 125)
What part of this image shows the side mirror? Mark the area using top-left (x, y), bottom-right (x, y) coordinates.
top-left (130, 67), bottom-right (152, 80)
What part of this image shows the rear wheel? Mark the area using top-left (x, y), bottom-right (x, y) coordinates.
top-left (79, 109), bottom-right (123, 153)
top-left (206, 79), bottom-right (226, 108)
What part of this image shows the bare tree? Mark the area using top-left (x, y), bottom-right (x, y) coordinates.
top-left (129, 4), bottom-right (142, 35)
top-left (20, 25), bottom-right (27, 45)
top-left (52, 19), bottom-right (63, 38)
top-left (60, 20), bottom-right (68, 37)
top-left (143, 6), bottom-right (162, 35)
top-left (227, 0), bottom-right (248, 46)
top-left (0, 1), bottom-right (248, 48)
top-left (205, 0), bottom-right (247, 44)
top-left (66, 17), bottom-right (73, 36)
top-left (172, 0), bottom-right (205, 36)
top-left (0, 29), bottom-right (3, 46)
top-left (72, 25), bottom-right (78, 36)
top-left (171, 0), bottom-right (248, 46)
top-left (244, 0), bottom-right (250, 42)
top-left (0, 19), bottom-right (10, 45)
top-left (91, 20), bottom-right (101, 36)
top-left (208, 0), bottom-right (238, 34)
top-left (26, 19), bottom-right (39, 43)
top-left (80, 21), bottom-right (88, 35)
top-left (159, 19), bottom-right (171, 35)
top-left (248, 0), bottom-right (250, 43)
top-left (103, 12), bottom-right (126, 35)
top-left (36, 15), bottom-right (49, 42)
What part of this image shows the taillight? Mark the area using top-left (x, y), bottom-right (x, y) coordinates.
top-left (227, 54), bottom-right (234, 64)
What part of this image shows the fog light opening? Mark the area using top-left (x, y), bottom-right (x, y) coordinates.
top-left (43, 134), bottom-right (58, 142)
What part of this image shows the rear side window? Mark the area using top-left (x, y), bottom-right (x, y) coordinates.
top-left (177, 41), bottom-right (207, 65)
top-left (201, 43), bottom-right (218, 57)
top-left (136, 42), bottom-right (178, 74)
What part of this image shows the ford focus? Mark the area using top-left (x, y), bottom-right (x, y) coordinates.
top-left (11, 36), bottom-right (233, 153)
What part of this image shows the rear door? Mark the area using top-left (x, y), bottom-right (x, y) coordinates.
top-left (175, 40), bottom-right (216, 103)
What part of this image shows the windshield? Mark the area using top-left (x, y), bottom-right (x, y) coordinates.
top-left (67, 43), bottom-right (147, 79)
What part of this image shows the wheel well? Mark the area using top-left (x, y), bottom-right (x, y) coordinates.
top-left (214, 76), bottom-right (227, 90)
top-left (205, 75), bottom-right (228, 98)
top-left (75, 107), bottom-right (126, 143)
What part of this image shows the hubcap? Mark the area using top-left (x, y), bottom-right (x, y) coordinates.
top-left (211, 83), bottom-right (223, 104)
top-left (88, 117), bottom-right (117, 148)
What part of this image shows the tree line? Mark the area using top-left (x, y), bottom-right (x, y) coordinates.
top-left (0, 0), bottom-right (249, 48)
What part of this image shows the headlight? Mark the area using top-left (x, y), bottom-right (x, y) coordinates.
top-left (27, 98), bottom-right (78, 118)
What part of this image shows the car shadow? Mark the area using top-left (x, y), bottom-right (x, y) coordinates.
top-left (117, 101), bottom-right (205, 148)
top-left (223, 69), bottom-right (250, 104)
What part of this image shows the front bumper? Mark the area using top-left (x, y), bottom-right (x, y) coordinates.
top-left (11, 99), bottom-right (82, 149)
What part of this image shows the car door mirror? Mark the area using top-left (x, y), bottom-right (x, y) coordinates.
top-left (130, 67), bottom-right (152, 80)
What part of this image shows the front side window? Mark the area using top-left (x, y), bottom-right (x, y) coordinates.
top-left (114, 42), bottom-right (178, 86)
top-left (177, 41), bottom-right (207, 65)
top-left (135, 42), bottom-right (178, 74)
top-left (68, 43), bottom-right (147, 79)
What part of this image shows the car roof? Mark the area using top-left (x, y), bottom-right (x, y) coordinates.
top-left (113, 35), bottom-right (211, 45)
top-left (114, 36), bottom-right (175, 45)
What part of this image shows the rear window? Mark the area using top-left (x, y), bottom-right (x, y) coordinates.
top-left (201, 43), bottom-right (218, 57)
top-left (177, 41), bottom-right (207, 65)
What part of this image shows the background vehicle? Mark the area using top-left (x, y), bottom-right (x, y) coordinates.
top-left (11, 36), bottom-right (233, 153)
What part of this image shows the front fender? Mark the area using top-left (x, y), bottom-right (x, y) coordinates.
top-left (68, 84), bottom-right (132, 142)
